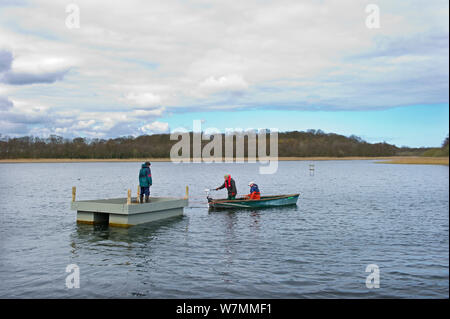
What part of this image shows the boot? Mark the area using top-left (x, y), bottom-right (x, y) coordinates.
top-left (139, 194), bottom-right (144, 204)
top-left (145, 195), bottom-right (149, 203)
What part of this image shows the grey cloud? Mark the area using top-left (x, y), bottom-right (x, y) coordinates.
top-left (0, 0), bottom-right (29, 7)
top-left (0, 50), bottom-right (69, 85)
top-left (0, 50), bottom-right (13, 72)
top-left (0, 96), bottom-right (13, 110)
top-left (0, 120), bottom-right (29, 135)
top-left (0, 109), bottom-right (50, 125)
top-left (0, 107), bottom-right (58, 137)
top-left (350, 31), bottom-right (449, 60)
top-left (1, 69), bottom-right (69, 85)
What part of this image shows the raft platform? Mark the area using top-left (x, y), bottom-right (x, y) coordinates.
top-left (70, 187), bottom-right (189, 227)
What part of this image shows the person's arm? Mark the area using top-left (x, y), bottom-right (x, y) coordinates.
top-left (216, 182), bottom-right (225, 190)
top-left (147, 168), bottom-right (152, 186)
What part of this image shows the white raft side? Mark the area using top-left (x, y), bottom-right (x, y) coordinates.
top-left (71, 197), bottom-right (188, 227)
top-left (126, 197), bottom-right (188, 214)
top-left (71, 198), bottom-right (127, 214)
top-left (109, 207), bottom-right (184, 226)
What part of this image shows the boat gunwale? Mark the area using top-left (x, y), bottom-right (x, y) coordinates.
top-left (209, 193), bottom-right (300, 205)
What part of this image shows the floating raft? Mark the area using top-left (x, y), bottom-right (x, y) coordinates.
top-left (70, 187), bottom-right (189, 227)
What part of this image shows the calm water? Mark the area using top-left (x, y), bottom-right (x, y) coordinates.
top-left (0, 160), bottom-right (448, 298)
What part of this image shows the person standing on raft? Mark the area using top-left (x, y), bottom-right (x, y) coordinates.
top-left (139, 161), bottom-right (152, 203)
top-left (215, 174), bottom-right (237, 200)
top-left (245, 182), bottom-right (261, 200)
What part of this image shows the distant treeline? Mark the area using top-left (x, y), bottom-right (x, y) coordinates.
top-left (0, 130), bottom-right (447, 159)
top-left (422, 136), bottom-right (449, 157)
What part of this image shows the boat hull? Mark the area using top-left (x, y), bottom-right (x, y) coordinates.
top-left (208, 194), bottom-right (300, 210)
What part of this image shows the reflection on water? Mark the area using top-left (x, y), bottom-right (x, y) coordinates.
top-left (69, 216), bottom-right (187, 266)
top-left (72, 215), bottom-right (186, 244)
top-left (250, 211), bottom-right (261, 230)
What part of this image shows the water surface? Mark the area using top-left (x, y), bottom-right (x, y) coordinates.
top-left (0, 160), bottom-right (448, 298)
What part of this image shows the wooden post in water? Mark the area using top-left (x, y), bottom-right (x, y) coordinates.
top-left (127, 189), bottom-right (131, 205)
top-left (185, 185), bottom-right (189, 199)
top-left (309, 163), bottom-right (315, 176)
top-left (72, 186), bottom-right (76, 202)
top-left (137, 185), bottom-right (141, 203)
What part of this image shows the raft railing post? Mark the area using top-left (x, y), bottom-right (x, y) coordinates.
top-left (137, 185), bottom-right (140, 203)
top-left (72, 186), bottom-right (76, 202)
top-left (127, 189), bottom-right (131, 205)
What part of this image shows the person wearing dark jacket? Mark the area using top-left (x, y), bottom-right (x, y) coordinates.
top-left (139, 161), bottom-right (152, 203)
top-left (216, 174), bottom-right (237, 200)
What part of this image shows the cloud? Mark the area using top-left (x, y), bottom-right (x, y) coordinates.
top-left (0, 96), bottom-right (13, 110)
top-left (126, 92), bottom-right (162, 108)
top-left (0, 50), bottom-right (71, 85)
top-left (198, 74), bottom-right (249, 95)
top-left (72, 119), bottom-right (95, 130)
top-left (352, 31), bottom-right (449, 59)
top-left (1, 69), bottom-right (69, 85)
top-left (0, 120), bottom-right (28, 134)
top-left (0, 99), bottom-right (50, 124)
top-left (0, 50), bottom-right (13, 72)
top-left (140, 121), bottom-right (169, 134)
top-left (131, 108), bottom-right (165, 117)
top-left (0, 96), bottom-right (168, 138)
top-left (0, 0), bottom-right (29, 7)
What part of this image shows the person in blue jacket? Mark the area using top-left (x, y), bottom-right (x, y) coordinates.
top-left (245, 181), bottom-right (261, 200)
top-left (139, 161), bottom-right (152, 203)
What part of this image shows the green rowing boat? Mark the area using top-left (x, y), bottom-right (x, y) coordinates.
top-left (208, 194), bottom-right (300, 209)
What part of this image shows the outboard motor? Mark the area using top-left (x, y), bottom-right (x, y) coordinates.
top-left (205, 189), bottom-right (213, 203)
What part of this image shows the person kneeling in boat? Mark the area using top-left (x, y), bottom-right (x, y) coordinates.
top-left (245, 182), bottom-right (261, 200)
top-left (215, 174), bottom-right (237, 200)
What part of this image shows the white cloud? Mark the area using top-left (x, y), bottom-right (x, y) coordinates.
top-left (126, 92), bottom-right (162, 108)
top-left (11, 55), bottom-right (74, 74)
top-left (140, 121), bottom-right (169, 133)
top-left (131, 108), bottom-right (165, 117)
top-left (198, 74), bottom-right (249, 95)
top-left (72, 119), bottom-right (95, 129)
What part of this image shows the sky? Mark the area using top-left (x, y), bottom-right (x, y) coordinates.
top-left (0, 0), bottom-right (448, 147)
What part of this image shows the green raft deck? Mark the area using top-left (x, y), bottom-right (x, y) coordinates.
top-left (208, 194), bottom-right (300, 209)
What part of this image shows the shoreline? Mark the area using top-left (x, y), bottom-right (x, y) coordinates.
top-left (0, 156), bottom-right (447, 165)
top-left (376, 157), bottom-right (448, 166)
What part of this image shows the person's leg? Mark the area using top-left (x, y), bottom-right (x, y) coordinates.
top-left (144, 187), bottom-right (150, 203)
top-left (140, 187), bottom-right (145, 203)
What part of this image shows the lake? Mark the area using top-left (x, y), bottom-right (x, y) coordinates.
top-left (0, 160), bottom-right (448, 298)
